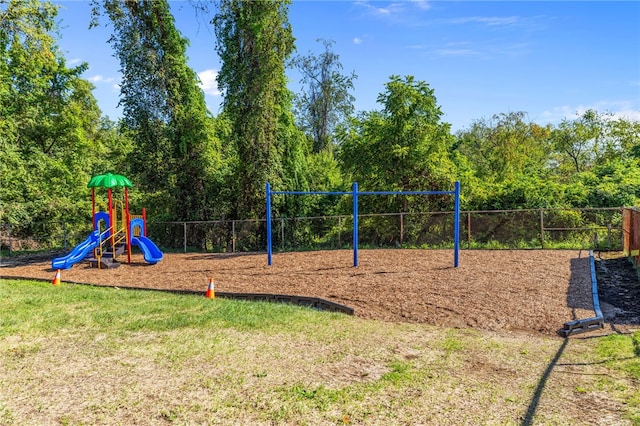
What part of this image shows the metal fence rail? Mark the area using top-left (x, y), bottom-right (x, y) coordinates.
top-left (1, 207), bottom-right (623, 257)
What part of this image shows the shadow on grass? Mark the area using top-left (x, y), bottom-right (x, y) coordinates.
top-left (521, 338), bottom-right (569, 426)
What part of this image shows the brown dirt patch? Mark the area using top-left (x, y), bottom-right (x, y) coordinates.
top-left (1, 249), bottom-right (599, 336)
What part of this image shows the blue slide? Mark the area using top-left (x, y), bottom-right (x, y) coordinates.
top-left (130, 235), bottom-right (163, 264)
top-left (52, 230), bottom-right (100, 270)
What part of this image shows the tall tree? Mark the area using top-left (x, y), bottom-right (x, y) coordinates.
top-left (1, 0), bottom-right (103, 230)
top-left (97, 0), bottom-right (221, 226)
top-left (552, 111), bottom-right (640, 173)
top-left (550, 110), bottom-right (604, 174)
top-left (611, 116), bottom-right (640, 159)
top-left (338, 75), bottom-right (457, 212)
top-left (292, 39), bottom-right (356, 153)
top-left (213, 0), bottom-right (308, 220)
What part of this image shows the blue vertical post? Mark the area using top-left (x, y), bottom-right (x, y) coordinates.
top-left (266, 182), bottom-right (273, 266)
top-left (353, 182), bottom-right (359, 267)
top-left (454, 181), bottom-right (460, 268)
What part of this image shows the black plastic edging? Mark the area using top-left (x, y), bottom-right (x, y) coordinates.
top-left (560, 249), bottom-right (605, 337)
top-left (0, 275), bottom-right (354, 315)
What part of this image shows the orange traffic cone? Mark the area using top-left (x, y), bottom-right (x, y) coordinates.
top-left (205, 278), bottom-right (215, 299)
top-left (52, 269), bottom-right (61, 286)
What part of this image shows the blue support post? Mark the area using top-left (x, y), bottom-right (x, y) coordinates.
top-left (266, 182), bottom-right (273, 266)
top-left (353, 182), bottom-right (359, 267)
top-left (454, 181), bottom-right (460, 268)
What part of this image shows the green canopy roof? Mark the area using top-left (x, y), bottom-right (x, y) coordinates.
top-left (87, 173), bottom-right (132, 189)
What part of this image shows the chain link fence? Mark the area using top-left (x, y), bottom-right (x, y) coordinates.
top-left (1, 221), bottom-right (93, 254)
top-left (2, 207), bottom-right (623, 257)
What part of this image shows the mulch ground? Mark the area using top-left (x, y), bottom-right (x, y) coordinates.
top-left (1, 249), bottom-right (605, 336)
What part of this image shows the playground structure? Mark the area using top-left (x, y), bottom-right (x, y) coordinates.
top-left (52, 173), bottom-right (163, 270)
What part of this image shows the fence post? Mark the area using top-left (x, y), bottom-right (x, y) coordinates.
top-left (540, 210), bottom-right (545, 249)
top-left (232, 220), bottom-right (236, 253)
top-left (280, 218), bottom-right (285, 251)
top-left (399, 213), bottom-right (404, 246)
top-left (183, 222), bottom-right (187, 253)
top-left (8, 223), bottom-right (12, 256)
top-left (338, 216), bottom-right (342, 248)
top-left (467, 211), bottom-right (471, 249)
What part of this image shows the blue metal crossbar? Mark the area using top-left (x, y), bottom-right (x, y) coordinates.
top-left (266, 181), bottom-right (461, 268)
top-left (272, 190), bottom-right (351, 196)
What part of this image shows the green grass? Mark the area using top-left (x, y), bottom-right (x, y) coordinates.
top-left (0, 279), bottom-right (339, 337)
top-left (1, 278), bottom-right (639, 425)
top-left (595, 333), bottom-right (640, 424)
top-left (597, 332), bottom-right (640, 380)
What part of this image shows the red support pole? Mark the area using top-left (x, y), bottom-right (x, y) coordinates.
top-left (91, 188), bottom-right (96, 230)
top-left (108, 188), bottom-right (115, 250)
top-left (125, 188), bottom-right (131, 263)
top-left (142, 207), bottom-right (147, 237)
top-left (107, 189), bottom-right (113, 223)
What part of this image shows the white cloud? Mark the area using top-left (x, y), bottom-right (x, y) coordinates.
top-left (198, 69), bottom-right (220, 96)
top-left (68, 58), bottom-right (83, 65)
top-left (88, 75), bottom-right (116, 84)
top-left (354, 0), bottom-right (434, 27)
top-left (540, 101), bottom-right (640, 124)
top-left (435, 48), bottom-right (478, 57)
top-left (616, 111), bottom-right (640, 121)
top-left (364, 2), bottom-right (405, 17)
top-left (448, 15), bottom-right (549, 33)
top-left (411, 0), bottom-right (431, 11)
top-left (354, 1), bottom-right (421, 19)
top-left (423, 39), bottom-right (529, 58)
top-left (353, 37), bottom-right (363, 45)
top-left (450, 16), bottom-right (520, 27)
top-left (611, 110), bottom-right (640, 121)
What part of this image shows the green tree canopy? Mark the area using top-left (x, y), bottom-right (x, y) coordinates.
top-left (339, 75), bottom-right (457, 213)
top-left (456, 111), bottom-right (552, 182)
top-left (1, 0), bottom-right (105, 230)
top-left (339, 76), bottom-right (456, 190)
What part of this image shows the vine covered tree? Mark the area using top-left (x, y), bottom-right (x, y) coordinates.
top-left (96, 0), bottom-right (221, 228)
top-left (213, 0), bottom-right (308, 220)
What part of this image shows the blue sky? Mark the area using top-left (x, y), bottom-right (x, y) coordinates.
top-left (55, 1), bottom-right (640, 132)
